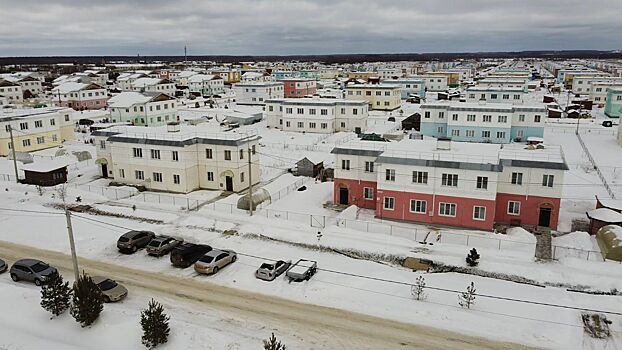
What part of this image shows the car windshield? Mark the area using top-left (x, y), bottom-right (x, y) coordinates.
top-left (260, 263), bottom-right (273, 270)
top-left (118, 237), bottom-right (130, 242)
top-left (31, 262), bottom-right (49, 273)
top-left (98, 279), bottom-right (118, 291)
top-left (148, 241), bottom-right (161, 247)
top-left (199, 256), bottom-right (214, 263)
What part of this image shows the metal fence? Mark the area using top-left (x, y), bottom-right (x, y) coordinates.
top-left (576, 131), bottom-right (616, 199)
top-left (552, 245), bottom-right (605, 262)
top-left (130, 192), bottom-right (201, 211)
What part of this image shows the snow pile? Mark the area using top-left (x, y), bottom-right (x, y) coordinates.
top-left (505, 227), bottom-right (537, 244)
top-left (337, 205), bottom-right (359, 220)
top-left (553, 231), bottom-right (595, 250)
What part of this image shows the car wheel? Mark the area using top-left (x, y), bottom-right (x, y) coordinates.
top-left (132, 246), bottom-right (137, 253)
top-left (212, 266), bottom-right (218, 274)
top-left (10, 273), bottom-right (18, 282)
top-left (34, 279), bottom-right (42, 286)
top-left (231, 255), bottom-right (237, 262)
top-left (103, 296), bottom-right (110, 303)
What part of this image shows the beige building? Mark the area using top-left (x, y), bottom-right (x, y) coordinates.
top-left (0, 107), bottom-right (74, 156)
top-left (93, 124), bottom-right (261, 193)
top-left (0, 79), bottom-right (23, 104)
top-left (345, 84), bottom-right (401, 111)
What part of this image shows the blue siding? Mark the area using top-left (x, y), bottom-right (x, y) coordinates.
top-left (510, 126), bottom-right (545, 140)
top-left (420, 122), bottom-right (447, 138)
top-left (446, 125), bottom-right (511, 143)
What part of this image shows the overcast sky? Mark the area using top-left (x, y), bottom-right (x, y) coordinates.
top-left (1, 0), bottom-right (620, 56)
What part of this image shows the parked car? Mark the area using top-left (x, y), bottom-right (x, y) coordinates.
top-left (10, 259), bottom-right (58, 286)
top-left (255, 260), bottom-right (291, 281)
top-left (170, 243), bottom-right (212, 268)
top-left (286, 259), bottom-right (317, 282)
top-left (194, 249), bottom-right (237, 275)
top-left (146, 235), bottom-right (183, 257)
top-left (602, 120), bottom-right (613, 127)
top-left (91, 276), bottom-right (128, 303)
top-left (0, 258), bottom-right (7, 274)
top-left (117, 230), bottom-right (156, 254)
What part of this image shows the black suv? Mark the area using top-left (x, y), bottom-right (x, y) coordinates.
top-left (170, 243), bottom-right (212, 268)
top-left (117, 230), bottom-right (156, 254)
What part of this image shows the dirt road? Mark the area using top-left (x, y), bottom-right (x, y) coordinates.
top-left (0, 240), bottom-right (542, 350)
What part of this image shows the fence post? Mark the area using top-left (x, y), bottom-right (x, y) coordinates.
top-left (466, 235), bottom-right (470, 246)
top-left (186, 198), bottom-right (190, 211)
top-left (498, 239), bottom-right (501, 250)
top-left (587, 251), bottom-right (590, 261)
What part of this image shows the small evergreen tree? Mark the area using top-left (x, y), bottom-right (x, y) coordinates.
top-left (40, 273), bottom-right (72, 317)
top-left (70, 273), bottom-right (104, 327)
top-left (458, 282), bottom-right (477, 309)
top-left (465, 248), bottom-right (480, 267)
top-left (141, 299), bottom-right (170, 349)
top-left (263, 333), bottom-right (286, 350)
top-left (411, 275), bottom-right (426, 301)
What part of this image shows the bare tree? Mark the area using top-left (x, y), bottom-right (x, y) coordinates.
top-left (411, 276), bottom-right (426, 301)
top-left (458, 282), bottom-right (476, 309)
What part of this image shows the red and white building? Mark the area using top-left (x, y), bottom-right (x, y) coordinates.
top-left (332, 138), bottom-right (568, 231)
top-left (52, 82), bottom-right (108, 110)
top-left (282, 78), bottom-right (317, 98)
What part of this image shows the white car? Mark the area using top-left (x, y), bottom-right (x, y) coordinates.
top-left (194, 249), bottom-right (237, 275)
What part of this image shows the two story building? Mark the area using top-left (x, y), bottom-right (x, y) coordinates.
top-left (92, 124), bottom-right (260, 193)
top-left (0, 79), bottom-right (23, 104)
top-left (187, 74), bottom-right (225, 96)
top-left (130, 77), bottom-right (176, 96)
top-left (605, 88), bottom-right (622, 118)
top-left (52, 82), bottom-right (108, 110)
top-left (282, 78), bottom-right (317, 98)
top-left (108, 92), bottom-right (179, 127)
top-left (382, 78), bottom-right (426, 99)
top-left (466, 87), bottom-right (526, 104)
top-left (345, 84), bottom-right (401, 111)
top-left (265, 98), bottom-right (368, 133)
top-left (232, 82), bottom-right (284, 105)
top-left (331, 138), bottom-right (567, 230)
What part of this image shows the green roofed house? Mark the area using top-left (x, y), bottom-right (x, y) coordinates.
top-left (604, 88), bottom-right (622, 118)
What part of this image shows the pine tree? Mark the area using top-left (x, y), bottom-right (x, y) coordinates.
top-left (263, 333), bottom-right (286, 350)
top-left (40, 273), bottom-right (72, 317)
top-left (141, 299), bottom-right (170, 349)
top-left (465, 248), bottom-right (480, 267)
top-left (458, 282), bottom-right (477, 309)
top-left (70, 273), bottom-right (104, 327)
top-left (411, 275), bottom-right (426, 301)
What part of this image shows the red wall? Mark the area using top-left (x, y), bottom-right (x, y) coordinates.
top-left (283, 81), bottom-right (317, 98)
top-left (59, 98), bottom-right (108, 110)
top-left (333, 178), bottom-right (377, 209)
top-left (494, 193), bottom-right (561, 229)
top-left (375, 189), bottom-right (496, 230)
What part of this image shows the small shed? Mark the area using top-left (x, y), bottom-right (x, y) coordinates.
top-left (543, 95), bottom-right (556, 103)
top-left (548, 108), bottom-right (563, 118)
top-left (572, 99), bottom-right (593, 110)
top-left (21, 159), bottom-right (69, 186)
top-left (401, 113), bottom-right (421, 131)
top-left (295, 156), bottom-right (324, 178)
top-left (596, 196), bottom-right (622, 213)
top-left (596, 225), bottom-right (622, 262)
top-left (586, 208), bottom-right (622, 235)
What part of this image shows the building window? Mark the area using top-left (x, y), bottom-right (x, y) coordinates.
top-left (451, 129), bottom-right (460, 137)
top-left (517, 130), bottom-right (524, 138)
top-left (452, 114), bottom-right (458, 121)
top-left (412, 171), bottom-right (428, 184)
top-left (441, 173), bottom-right (458, 187)
top-left (542, 174), bottom-right (554, 187)
top-left (99, 140), bottom-right (106, 149)
top-left (241, 172), bottom-right (245, 182)
top-left (467, 114), bottom-right (476, 122)
top-left (224, 150), bottom-right (231, 160)
top-left (476, 176), bottom-right (488, 189)
top-left (150, 149), bottom-right (161, 159)
top-left (286, 121), bottom-right (291, 127)
top-left (119, 169), bottom-right (125, 178)
top-left (511, 172), bottom-right (523, 185)
top-left (240, 149), bottom-right (244, 160)
top-left (383, 197), bottom-right (395, 210)
top-left (482, 130), bottom-right (491, 138)
top-left (297, 108), bottom-right (304, 114)
top-left (50, 118), bottom-right (56, 126)
top-left (34, 120), bottom-right (43, 128)
top-left (410, 200), bottom-right (427, 214)
top-left (251, 145), bottom-right (256, 155)
top-left (36, 136), bottom-right (45, 144)
top-left (364, 161), bottom-right (374, 173)
top-left (52, 134), bottom-right (58, 142)
top-left (498, 115), bottom-right (507, 123)
top-left (518, 114), bottom-right (525, 122)
top-left (321, 123), bottom-right (327, 129)
top-left (20, 122), bottom-right (28, 130)
top-left (341, 159), bottom-right (350, 170)
top-left (424, 111), bottom-right (430, 118)
top-left (438, 112), bottom-right (444, 119)
top-left (135, 170), bottom-right (144, 180)
top-left (297, 121), bottom-right (304, 128)
top-left (496, 131), bottom-right (506, 139)
top-left (508, 201), bottom-right (521, 215)
top-left (172, 151), bottom-right (179, 161)
top-left (133, 148), bottom-right (143, 158)
top-left (286, 108), bottom-right (292, 114)
top-left (207, 171), bottom-right (214, 181)
top-left (534, 115), bottom-right (541, 123)
top-left (439, 202), bottom-right (457, 217)
top-left (173, 174), bottom-right (180, 184)
top-left (466, 130), bottom-right (474, 137)
top-left (321, 109), bottom-right (328, 116)
top-left (309, 122), bottom-right (316, 128)
top-left (206, 148), bottom-right (213, 159)
top-left (363, 187), bottom-right (374, 200)
top-left (482, 115), bottom-right (492, 122)
top-left (385, 169), bottom-right (396, 181)
top-left (153, 172), bottom-right (163, 182)
top-left (473, 206), bottom-right (486, 220)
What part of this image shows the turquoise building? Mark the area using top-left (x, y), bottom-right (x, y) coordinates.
top-left (604, 89), bottom-right (622, 118)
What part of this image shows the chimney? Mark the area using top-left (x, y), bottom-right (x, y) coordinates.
top-left (167, 122), bottom-right (180, 133)
top-left (437, 137), bottom-right (451, 150)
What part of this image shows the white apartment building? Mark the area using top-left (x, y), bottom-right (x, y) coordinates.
top-left (187, 74), bottom-right (225, 96)
top-left (413, 75), bottom-right (449, 92)
top-left (0, 79), bottom-right (23, 104)
top-left (265, 98), bottom-right (368, 134)
top-left (590, 81), bottom-right (622, 106)
top-left (130, 77), bottom-right (176, 96)
top-left (232, 82), bottom-right (284, 105)
top-left (0, 107), bottom-right (74, 156)
top-left (477, 78), bottom-right (528, 90)
top-left (466, 87), bottom-right (526, 104)
top-left (117, 73), bottom-right (148, 90)
top-left (571, 76), bottom-right (622, 95)
top-left (92, 124), bottom-right (261, 193)
top-left (0, 74), bottom-right (43, 95)
top-left (345, 84), bottom-right (401, 111)
top-left (376, 68), bottom-right (403, 80)
top-left (108, 92), bottom-right (179, 127)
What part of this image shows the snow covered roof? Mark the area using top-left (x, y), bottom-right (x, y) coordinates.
top-left (587, 208), bottom-right (622, 223)
top-left (107, 92), bottom-right (154, 108)
top-left (188, 74), bottom-right (217, 83)
top-left (22, 158), bottom-right (69, 173)
top-left (52, 82), bottom-right (98, 94)
top-left (596, 196), bottom-right (622, 212)
top-left (132, 77), bottom-right (170, 87)
top-left (265, 97), bottom-right (367, 106)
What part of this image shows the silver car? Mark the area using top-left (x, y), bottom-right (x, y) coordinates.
top-left (146, 235), bottom-right (183, 257)
top-left (255, 260), bottom-right (291, 281)
top-left (10, 259), bottom-right (58, 286)
top-left (91, 276), bottom-right (128, 303)
top-left (0, 259), bottom-right (7, 274)
top-left (194, 249), bottom-right (237, 275)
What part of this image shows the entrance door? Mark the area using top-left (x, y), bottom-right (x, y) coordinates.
top-left (538, 207), bottom-right (552, 227)
top-left (101, 164), bottom-right (108, 178)
top-left (225, 176), bottom-right (233, 192)
top-left (339, 187), bottom-right (349, 205)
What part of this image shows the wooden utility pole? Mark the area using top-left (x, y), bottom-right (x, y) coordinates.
top-left (8, 125), bottom-right (19, 183)
top-left (248, 145), bottom-right (254, 216)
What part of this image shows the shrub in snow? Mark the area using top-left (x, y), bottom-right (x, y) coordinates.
top-left (70, 273), bottom-right (104, 327)
top-left (263, 333), bottom-right (286, 350)
top-left (458, 282), bottom-right (476, 309)
top-left (465, 248), bottom-right (480, 267)
top-left (411, 275), bottom-right (426, 301)
top-left (40, 273), bottom-right (72, 317)
top-left (141, 299), bottom-right (170, 349)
